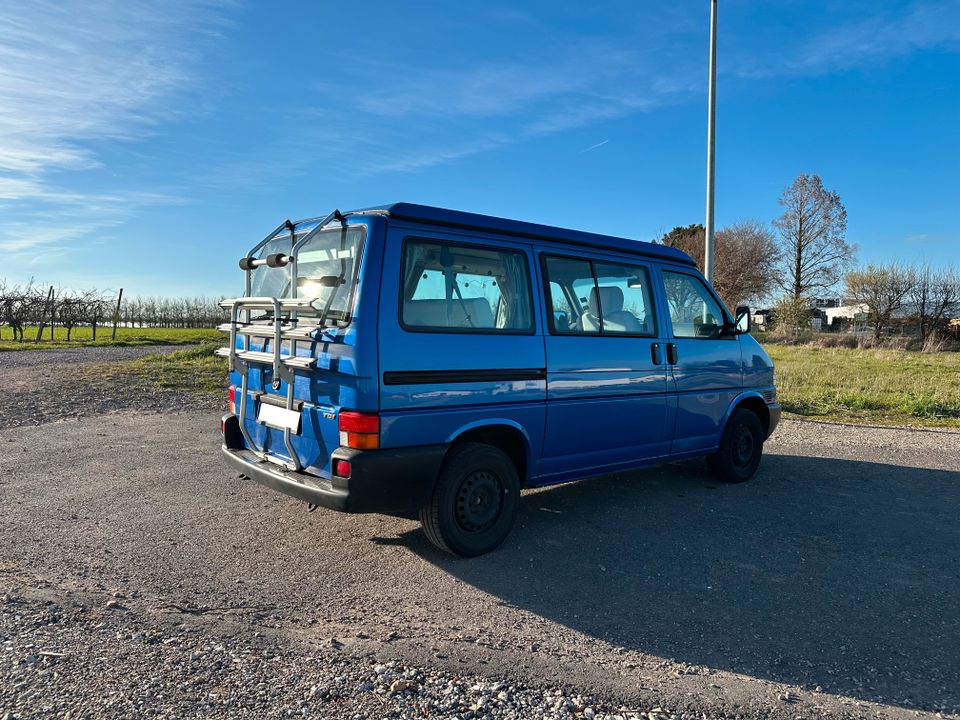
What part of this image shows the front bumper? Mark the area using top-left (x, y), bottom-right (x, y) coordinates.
top-left (766, 403), bottom-right (782, 439)
top-left (221, 426), bottom-right (446, 514)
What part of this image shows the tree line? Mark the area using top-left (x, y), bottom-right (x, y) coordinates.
top-left (4, 173), bottom-right (958, 345)
top-left (659, 172), bottom-right (959, 341)
top-left (0, 280), bottom-right (228, 341)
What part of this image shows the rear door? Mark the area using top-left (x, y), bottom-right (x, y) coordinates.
top-left (657, 267), bottom-right (743, 455)
top-left (538, 251), bottom-right (670, 481)
top-left (234, 219), bottom-right (382, 476)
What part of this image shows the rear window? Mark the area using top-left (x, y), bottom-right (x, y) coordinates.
top-left (401, 239), bottom-right (534, 333)
top-left (249, 226), bottom-right (365, 323)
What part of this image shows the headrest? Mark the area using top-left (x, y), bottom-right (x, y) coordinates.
top-left (589, 286), bottom-right (623, 314)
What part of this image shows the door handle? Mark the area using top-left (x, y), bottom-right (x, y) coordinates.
top-left (650, 342), bottom-right (662, 365)
top-left (666, 343), bottom-right (678, 365)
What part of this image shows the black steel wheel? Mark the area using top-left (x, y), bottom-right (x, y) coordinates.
top-left (420, 442), bottom-right (520, 557)
top-left (707, 408), bottom-right (764, 483)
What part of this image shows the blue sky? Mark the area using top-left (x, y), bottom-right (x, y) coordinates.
top-left (1, 0), bottom-right (958, 297)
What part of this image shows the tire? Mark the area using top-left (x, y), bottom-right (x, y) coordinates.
top-left (706, 408), bottom-right (764, 484)
top-left (419, 442), bottom-right (520, 557)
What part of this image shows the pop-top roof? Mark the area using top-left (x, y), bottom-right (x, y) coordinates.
top-left (348, 202), bottom-right (695, 266)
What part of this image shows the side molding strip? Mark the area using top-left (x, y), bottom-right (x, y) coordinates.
top-left (383, 368), bottom-right (546, 385)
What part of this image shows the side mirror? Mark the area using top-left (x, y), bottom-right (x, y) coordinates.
top-left (735, 306), bottom-right (751, 334)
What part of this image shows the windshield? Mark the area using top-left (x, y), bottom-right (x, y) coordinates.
top-left (249, 225), bottom-right (365, 322)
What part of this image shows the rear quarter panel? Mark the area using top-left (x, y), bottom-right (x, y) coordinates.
top-left (375, 220), bottom-right (547, 477)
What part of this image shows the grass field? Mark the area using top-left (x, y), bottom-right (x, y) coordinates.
top-left (0, 326), bottom-right (221, 350)
top-left (766, 345), bottom-right (960, 427)
top-left (122, 342), bottom-right (227, 395)
top-left (10, 326), bottom-right (959, 428)
top-left (87, 342), bottom-right (228, 400)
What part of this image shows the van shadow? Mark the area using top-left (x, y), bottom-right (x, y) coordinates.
top-left (398, 455), bottom-right (960, 712)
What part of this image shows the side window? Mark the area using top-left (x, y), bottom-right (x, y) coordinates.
top-left (548, 281), bottom-right (574, 332)
top-left (543, 255), bottom-right (656, 336)
top-left (592, 262), bottom-right (657, 336)
top-left (401, 239), bottom-right (533, 332)
top-left (662, 271), bottom-right (726, 339)
top-left (543, 257), bottom-right (597, 334)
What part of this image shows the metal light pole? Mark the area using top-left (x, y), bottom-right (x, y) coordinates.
top-left (704, 0), bottom-right (718, 284)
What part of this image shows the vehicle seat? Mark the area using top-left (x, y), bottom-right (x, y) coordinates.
top-left (403, 298), bottom-right (495, 328)
top-left (581, 286), bottom-right (643, 333)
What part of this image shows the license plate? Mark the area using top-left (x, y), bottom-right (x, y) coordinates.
top-left (257, 403), bottom-right (302, 433)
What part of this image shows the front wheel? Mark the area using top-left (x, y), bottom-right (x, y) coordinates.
top-left (706, 408), bottom-right (764, 483)
top-left (419, 442), bottom-right (520, 557)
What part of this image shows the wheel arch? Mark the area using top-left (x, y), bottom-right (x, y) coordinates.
top-left (723, 391), bottom-right (771, 437)
top-left (446, 420), bottom-right (532, 486)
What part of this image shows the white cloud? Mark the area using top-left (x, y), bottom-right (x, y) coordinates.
top-left (297, 37), bottom-right (698, 179)
top-left (0, 0), bottom-right (230, 176)
top-left (0, 0), bottom-right (229, 259)
top-left (729, 0), bottom-right (960, 79)
top-left (0, 190), bottom-right (182, 258)
top-left (793, 0), bottom-right (960, 73)
top-left (295, 2), bottom-right (958, 180)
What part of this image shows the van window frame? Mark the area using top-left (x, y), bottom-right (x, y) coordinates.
top-left (398, 235), bottom-right (537, 336)
top-left (658, 267), bottom-right (734, 341)
top-left (540, 252), bottom-right (659, 338)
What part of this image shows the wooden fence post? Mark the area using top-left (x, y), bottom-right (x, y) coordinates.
top-left (112, 288), bottom-right (123, 340)
top-left (34, 286), bottom-right (54, 342)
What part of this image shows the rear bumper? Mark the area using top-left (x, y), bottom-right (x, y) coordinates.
top-left (221, 438), bottom-right (446, 515)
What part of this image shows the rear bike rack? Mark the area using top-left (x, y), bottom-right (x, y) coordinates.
top-left (216, 210), bottom-right (347, 472)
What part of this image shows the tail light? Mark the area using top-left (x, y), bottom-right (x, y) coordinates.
top-left (228, 384), bottom-right (236, 414)
top-left (339, 410), bottom-right (379, 450)
top-left (333, 459), bottom-right (352, 478)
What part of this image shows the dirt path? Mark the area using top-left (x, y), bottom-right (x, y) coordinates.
top-left (1, 407), bottom-right (957, 719)
top-left (0, 345), bottom-right (216, 429)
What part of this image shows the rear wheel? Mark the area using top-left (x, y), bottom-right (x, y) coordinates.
top-left (707, 408), bottom-right (764, 483)
top-left (419, 442), bottom-right (520, 557)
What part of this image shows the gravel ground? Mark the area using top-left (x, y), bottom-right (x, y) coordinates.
top-left (0, 345), bottom-right (216, 429)
top-left (1, 587), bottom-right (660, 720)
top-left (1, 347), bottom-right (958, 719)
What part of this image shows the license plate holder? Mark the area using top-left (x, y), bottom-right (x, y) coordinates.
top-left (257, 403), bottom-right (302, 433)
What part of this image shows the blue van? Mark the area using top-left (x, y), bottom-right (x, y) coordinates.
top-left (218, 204), bottom-right (780, 556)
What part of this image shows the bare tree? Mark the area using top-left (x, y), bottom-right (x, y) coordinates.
top-left (57, 295), bottom-right (86, 341)
top-left (2, 277), bottom-right (230, 341)
top-left (910, 265), bottom-right (960, 342)
top-left (714, 221), bottom-right (781, 309)
top-left (85, 291), bottom-right (109, 340)
top-left (0, 280), bottom-right (38, 341)
top-left (845, 263), bottom-right (917, 339)
top-left (660, 220), bottom-right (780, 310)
top-left (774, 173), bottom-right (855, 300)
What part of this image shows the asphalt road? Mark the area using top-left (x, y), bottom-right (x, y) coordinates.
top-left (1, 406), bottom-right (959, 718)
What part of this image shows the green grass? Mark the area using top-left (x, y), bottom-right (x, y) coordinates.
top-left (85, 342), bottom-right (228, 398)
top-left (127, 342), bottom-right (227, 394)
top-left (764, 344), bottom-right (960, 427)
top-left (0, 325), bottom-right (221, 350)
top-left (10, 324), bottom-right (957, 428)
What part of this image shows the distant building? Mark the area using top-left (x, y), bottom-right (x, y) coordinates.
top-left (808, 297), bottom-right (843, 309)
